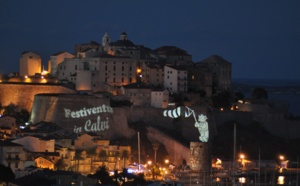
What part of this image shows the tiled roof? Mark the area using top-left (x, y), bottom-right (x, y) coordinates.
top-left (199, 55), bottom-right (232, 65)
top-left (0, 140), bottom-right (23, 147)
top-left (153, 46), bottom-right (190, 56)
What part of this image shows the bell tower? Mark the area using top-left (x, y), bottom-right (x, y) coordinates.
top-left (102, 32), bottom-right (110, 47)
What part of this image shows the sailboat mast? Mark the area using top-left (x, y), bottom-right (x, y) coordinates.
top-left (138, 131), bottom-right (141, 171)
top-left (233, 123), bottom-right (236, 173)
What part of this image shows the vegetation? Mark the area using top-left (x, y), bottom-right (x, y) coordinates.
top-left (87, 164), bottom-right (146, 185)
top-left (0, 164), bottom-right (15, 185)
top-left (251, 87), bottom-right (268, 100)
top-left (54, 158), bottom-right (67, 171)
top-left (212, 91), bottom-right (232, 109)
top-left (0, 103), bottom-right (30, 125)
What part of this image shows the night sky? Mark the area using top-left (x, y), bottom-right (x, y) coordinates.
top-left (1, 0), bottom-right (299, 80)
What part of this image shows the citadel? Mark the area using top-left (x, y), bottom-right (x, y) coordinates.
top-left (0, 32), bottom-right (299, 184)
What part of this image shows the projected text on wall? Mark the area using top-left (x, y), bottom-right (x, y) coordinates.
top-left (64, 104), bottom-right (113, 133)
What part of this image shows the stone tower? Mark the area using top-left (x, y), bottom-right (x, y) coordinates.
top-left (102, 32), bottom-right (111, 47)
top-left (190, 142), bottom-right (210, 172)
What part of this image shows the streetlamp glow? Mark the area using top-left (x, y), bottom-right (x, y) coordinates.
top-left (240, 154), bottom-right (245, 170)
top-left (279, 155), bottom-right (284, 160)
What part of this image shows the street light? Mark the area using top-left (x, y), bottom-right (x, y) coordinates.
top-left (279, 155), bottom-right (284, 161)
top-left (165, 159), bottom-right (169, 165)
top-left (240, 154), bottom-right (245, 170)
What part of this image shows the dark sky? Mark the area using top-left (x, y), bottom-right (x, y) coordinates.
top-left (1, 0), bottom-right (299, 79)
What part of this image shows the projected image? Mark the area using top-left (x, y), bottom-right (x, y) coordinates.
top-left (163, 106), bottom-right (209, 142)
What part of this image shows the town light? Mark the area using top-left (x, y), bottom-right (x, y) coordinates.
top-left (240, 153), bottom-right (245, 170)
top-left (165, 159), bottom-right (169, 164)
top-left (279, 155), bottom-right (284, 160)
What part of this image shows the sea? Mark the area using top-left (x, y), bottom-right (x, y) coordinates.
top-left (232, 78), bottom-right (300, 116)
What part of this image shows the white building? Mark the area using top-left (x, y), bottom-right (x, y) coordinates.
top-left (164, 65), bottom-right (188, 94)
top-left (48, 51), bottom-right (74, 77)
top-left (13, 136), bottom-right (55, 152)
top-left (0, 141), bottom-right (27, 173)
top-left (151, 89), bottom-right (169, 108)
top-left (57, 57), bottom-right (99, 84)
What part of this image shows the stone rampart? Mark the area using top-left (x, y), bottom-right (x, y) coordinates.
top-left (146, 126), bottom-right (190, 167)
top-left (0, 83), bottom-right (75, 111)
top-left (29, 94), bottom-right (136, 139)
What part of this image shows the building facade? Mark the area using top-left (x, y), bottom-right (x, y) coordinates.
top-left (164, 65), bottom-right (188, 94)
top-left (19, 51), bottom-right (41, 77)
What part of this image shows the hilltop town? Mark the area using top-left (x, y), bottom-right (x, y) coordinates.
top-left (0, 32), bottom-right (299, 186)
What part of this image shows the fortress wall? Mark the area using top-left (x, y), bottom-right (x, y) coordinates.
top-left (260, 120), bottom-right (300, 140)
top-left (147, 126), bottom-right (190, 167)
top-left (213, 110), bottom-right (300, 139)
top-left (0, 83), bottom-right (75, 111)
top-left (30, 94), bottom-right (135, 139)
top-left (125, 106), bottom-right (214, 142)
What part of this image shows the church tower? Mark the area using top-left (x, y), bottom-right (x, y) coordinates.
top-left (119, 32), bottom-right (128, 40)
top-left (102, 32), bottom-right (110, 47)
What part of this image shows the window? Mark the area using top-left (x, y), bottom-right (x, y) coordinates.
top-left (122, 78), bottom-right (124, 82)
top-left (105, 66), bottom-right (107, 71)
top-left (122, 66), bottom-right (124, 71)
top-left (113, 66), bottom-right (116, 71)
top-left (129, 66), bottom-right (132, 71)
top-left (75, 65), bottom-right (77, 70)
top-left (113, 78), bottom-right (115, 82)
top-left (129, 78), bottom-right (132, 83)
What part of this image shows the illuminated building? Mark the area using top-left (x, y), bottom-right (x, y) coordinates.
top-left (48, 51), bottom-right (74, 77)
top-left (19, 51), bottom-right (41, 77)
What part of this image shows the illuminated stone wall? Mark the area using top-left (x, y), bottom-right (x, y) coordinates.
top-left (0, 83), bottom-right (75, 112)
top-left (146, 126), bottom-right (190, 167)
top-left (190, 142), bottom-right (210, 171)
top-left (29, 94), bottom-right (135, 139)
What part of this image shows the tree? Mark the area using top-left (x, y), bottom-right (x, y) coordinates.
top-left (3, 103), bottom-right (18, 116)
top-left (93, 164), bottom-right (112, 184)
top-left (86, 147), bottom-right (97, 171)
top-left (54, 158), bottom-right (67, 170)
top-left (251, 87), bottom-right (268, 100)
top-left (235, 91), bottom-right (245, 101)
top-left (212, 91), bottom-right (232, 109)
top-left (0, 164), bottom-right (15, 185)
top-left (73, 150), bottom-right (83, 172)
top-left (16, 109), bottom-right (30, 125)
top-left (121, 150), bottom-right (129, 168)
top-left (99, 150), bottom-right (107, 162)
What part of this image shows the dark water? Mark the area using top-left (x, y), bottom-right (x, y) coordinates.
top-left (232, 79), bottom-right (300, 116)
